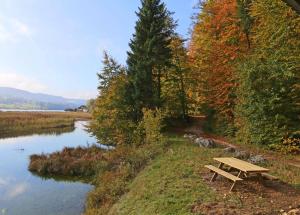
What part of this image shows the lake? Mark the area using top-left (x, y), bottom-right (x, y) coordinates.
top-left (0, 121), bottom-right (96, 215)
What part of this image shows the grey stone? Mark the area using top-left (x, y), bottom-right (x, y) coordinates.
top-left (194, 137), bottom-right (216, 148)
top-left (248, 155), bottom-right (267, 164)
top-left (234, 150), bottom-right (250, 159)
top-left (223, 147), bottom-right (236, 153)
top-left (183, 134), bottom-right (197, 141)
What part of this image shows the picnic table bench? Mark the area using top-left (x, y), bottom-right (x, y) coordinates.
top-left (205, 157), bottom-right (269, 191)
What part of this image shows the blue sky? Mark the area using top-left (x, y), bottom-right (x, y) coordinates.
top-left (0, 0), bottom-right (197, 99)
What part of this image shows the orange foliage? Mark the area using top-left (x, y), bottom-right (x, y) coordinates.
top-left (189, 0), bottom-right (249, 121)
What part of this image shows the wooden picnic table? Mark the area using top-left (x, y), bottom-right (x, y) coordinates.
top-left (214, 157), bottom-right (269, 174)
top-left (205, 157), bottom-right (269, 192)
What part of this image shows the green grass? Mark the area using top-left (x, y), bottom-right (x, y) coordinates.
top-left (108, 136), bottom-right (300, 215)
top-left (109, 136), bottom-right (222, 215)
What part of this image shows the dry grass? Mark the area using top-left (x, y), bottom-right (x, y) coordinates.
top-left (29, 145), bottom-right (105, 179)
top-left (0, 111), bottom-right (91, 138)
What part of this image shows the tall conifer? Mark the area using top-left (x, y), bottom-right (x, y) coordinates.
top-left (127, 0), bottom-right (174, 120)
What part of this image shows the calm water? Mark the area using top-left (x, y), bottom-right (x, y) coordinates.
top-left (0, 121), bottom-right (96, 215)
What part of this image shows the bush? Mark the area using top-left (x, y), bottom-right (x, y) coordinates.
top-left (270, 133), bottom-right (300, 154)
top-left (29, 145), bottom-right (106, 178)
top-left (133, 108), bottom-right (166, 146)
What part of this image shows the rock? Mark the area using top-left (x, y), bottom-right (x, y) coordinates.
top-left (287, 209), bottom-right (300, 215)
top-left (183, 134), bottom-right (190, 138)
top-left (234, 150), bottom-right (250, 159)
top-left (183, 134), bottom-right (197, 141)
top-left (223, 147), bottom-right (236, 153)
top-left (248, 155), bottom-right (267, 164)
top-left (195, 137), bottom-right (216, 148)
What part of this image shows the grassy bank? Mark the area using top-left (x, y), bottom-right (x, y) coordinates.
top-left (109, 136), bottom-right (300, 215)
top-left (29, 140), bottom-right (167, 215)
top-left (0, 111), bottom-right (91, 138)
top-left (29, 134), bottom-right (300, 214)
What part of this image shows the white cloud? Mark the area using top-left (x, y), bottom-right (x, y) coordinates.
top-left (12, 19), bottom-right (32, 37)
top-left (0, 17), bottom-right (33, 43)
top-left (0, 71), bottom-right (47, 93)
top-left (6, 182), bottom-right (29, 199)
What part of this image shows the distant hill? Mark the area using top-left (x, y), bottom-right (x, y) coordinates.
top-left (0, 87), bottom-right (86, 110)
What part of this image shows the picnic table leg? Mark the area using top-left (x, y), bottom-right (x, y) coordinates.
top-left (237, 170), bottom-right (242, 178)
top-left (210, 163), bottom-right (224, 182)
top-left (229, 171), bottom-right (243, 192)
top-left (229, 182), bottom-right (236, 192)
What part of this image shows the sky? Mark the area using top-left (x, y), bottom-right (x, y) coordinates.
top-left (0, 0), bottom-right (197, 100)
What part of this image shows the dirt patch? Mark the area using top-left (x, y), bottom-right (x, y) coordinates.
top-left (191, 172), bottom-right (300, 215)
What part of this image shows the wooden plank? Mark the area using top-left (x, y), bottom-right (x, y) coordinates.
top-left (261, 173), bottom-right (279, 181)
top-left (205, 165), bottom-right (243, 182)
top-left (214, 157), bottom-right (269, 173)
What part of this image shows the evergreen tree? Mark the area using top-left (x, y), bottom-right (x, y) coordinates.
top-left (98, 51), bottom-right (124, 92)
top-left (127, 0), bottom-right (175, 120)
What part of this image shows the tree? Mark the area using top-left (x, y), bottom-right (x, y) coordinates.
top-left (189, 0), bottom-right (249, 134)
top-left (98, 51), bottom-right (124, 92)
top-left (235, 0), bottom-right (300, 145)
top-left (162, 36), bottom-right (191, 120)
top-left (91, 52), bottom-right (134, 145)
top-left (127, 0), bottom-right (175, 120)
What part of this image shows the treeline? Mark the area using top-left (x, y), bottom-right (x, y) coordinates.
top-left (189, 0), bottom-right (300, 152)
top-left (90, 0), bottom-right (193, 147)
top-left (91, 0), bottom-right (300, 153)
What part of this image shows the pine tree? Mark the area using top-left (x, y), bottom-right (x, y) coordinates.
top-left (127, 0), bottom-right (174, 120)
top-left (98, 51), bottom-right (124, 92)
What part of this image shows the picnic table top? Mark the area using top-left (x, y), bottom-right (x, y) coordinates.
top-left (214, 157), bottom-right (269, 173)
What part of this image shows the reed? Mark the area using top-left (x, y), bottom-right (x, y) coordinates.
top-left (0, 111), bottom-right (91, 138)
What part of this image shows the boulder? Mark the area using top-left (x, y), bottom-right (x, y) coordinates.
top-left (223, 147), bottom-right (236, 153)
top-left (183, 134), bottom-right (197, 141)
top-left (234, 150), bottom-right (250, 159)
top-left (195, 137), bottom-right (216, 148)
top-left (248, 155), bottom-right (267, 164)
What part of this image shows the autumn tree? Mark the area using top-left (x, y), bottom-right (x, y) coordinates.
top-left (189, 0), bottom-right (249, 134)
top-left (91, 52), bottom-right (134, 146)
top-left (235, 0), bottom-right (300, 145)
top-left (162, 36), bottom-right (191, 120)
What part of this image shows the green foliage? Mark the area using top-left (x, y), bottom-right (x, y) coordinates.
top-left (137, 108), bottom-right (165, 146)
top-left (126, 0), bottom-right (175, 120)
top-left (162, 36), bottom-right (191, 120)
top-left (235, 0), bottom-right (300, 146)
top-left (237, 0), bottom-right (252, 48)
top-left (98, 51), bottom-right (125, 92)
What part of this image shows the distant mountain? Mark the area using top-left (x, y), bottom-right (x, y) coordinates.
top-left (0, 87), bottom-right (86, 110)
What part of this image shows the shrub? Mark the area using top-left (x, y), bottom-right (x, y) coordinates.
top-left (133, 108), bottom-right (166, 146)
top-left (270, 133), bottom-right (300, 154)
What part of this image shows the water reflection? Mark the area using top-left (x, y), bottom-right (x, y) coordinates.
top-left (0, 121), bottom-right (94, 215)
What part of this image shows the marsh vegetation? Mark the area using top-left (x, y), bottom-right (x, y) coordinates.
top-left (0, 111), bottom-right (91, 138)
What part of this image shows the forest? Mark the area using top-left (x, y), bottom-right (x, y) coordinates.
top-left (91, 0), bottom-right (300, 154)
top-left (27, 0), bottom-right (300, 214)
